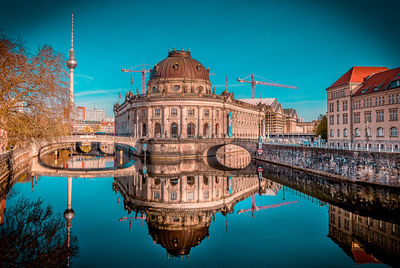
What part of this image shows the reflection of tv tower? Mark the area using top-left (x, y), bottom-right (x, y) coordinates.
top-left (63, 176), bottom-right (74, 266)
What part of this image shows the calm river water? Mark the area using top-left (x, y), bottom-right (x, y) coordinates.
top-left (1, 150), bottom-right (399, 267)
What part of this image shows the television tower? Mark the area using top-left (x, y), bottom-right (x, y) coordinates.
top-left (64, 176), bottom-right (74, 266)
top-left (66, 13), bottom-right (77, 104)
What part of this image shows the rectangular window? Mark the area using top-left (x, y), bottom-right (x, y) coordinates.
top-left (390, 109), bottom-right (398, 121)
top-left (336, 114), bottom-right (340, 124)
top-left (171, 108), bottom-right (178, 117)
top-left (329, 115), bottom-right (334, 125)
top-left (170, 192), bottom-right (177, 200)
top-left (203, 190), bottom-right (209, 199)
top-left (376, 110), bottom-right (384, 122)
top-left (204, 109), bottom-right (209, 118)
top-left (215, 110), bottom-right (219, 118)
top-left (329, 103), bottom-right (334, 113)
top-left (343, 113), bottom-right (348, 124)
top-left (342, 101), bottom-right (348, 111)
top-left (187, 191), bottom-right (194, 201)
top-left (364, 112), bottom-right (371, 123)
top-left (142, 110), bottom-right (146, 117)
top-left (354, 113), bottom-right (360, 123)
top-left (153, 191), bottom-right (160, 199)
top-left (188, 108), bottom-right (195, 117)
top-left (154, 108), bottom-right (161, 117)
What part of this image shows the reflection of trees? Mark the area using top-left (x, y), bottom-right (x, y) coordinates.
top-left (0, 198), bottom-right (78, 267)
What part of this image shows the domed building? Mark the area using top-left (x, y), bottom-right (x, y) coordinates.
top-left (113, 159), bottom-right (270, 257)
top-left (114, 49), bottom-right (265, 140)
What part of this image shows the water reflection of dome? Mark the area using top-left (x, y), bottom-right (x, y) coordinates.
top-left (114, 161), bottom-right (271, 257)
top-left (146, 210), bottom-right (211, 257)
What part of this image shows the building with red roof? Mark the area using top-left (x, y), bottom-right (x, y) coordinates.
top-left (326, 66), bottom-right (400, 150)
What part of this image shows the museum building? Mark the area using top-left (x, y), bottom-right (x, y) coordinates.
top-left (114, 49), bottom-right (265, 139)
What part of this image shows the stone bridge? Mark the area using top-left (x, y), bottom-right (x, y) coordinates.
top-left (36, 135), bottom-right (142, 156)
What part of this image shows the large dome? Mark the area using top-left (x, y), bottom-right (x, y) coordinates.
top-left (149, 50), bottom-right (210, 82)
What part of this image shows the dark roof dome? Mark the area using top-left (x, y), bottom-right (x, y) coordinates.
top-left (149, 50), bottom-right (210, 82)
top-left (148, 224), bottom-right (209, 256)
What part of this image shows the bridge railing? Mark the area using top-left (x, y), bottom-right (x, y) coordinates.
top-left (60, 135), bottom-right (137, 143)
top-left (262, 139), bottom-right (400, 153)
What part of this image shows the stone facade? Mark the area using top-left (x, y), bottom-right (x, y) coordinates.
top-left (326, 66), bottom-right (400, 150)
top-left (114, 50), bottom-right (265, 139)
top-left (256, 144), bottom-right (400, 187)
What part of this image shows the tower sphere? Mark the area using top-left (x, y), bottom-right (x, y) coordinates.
top-left (67, 51), bottom-right (77, 69)
top-left (64, 208), bottom-right (75, 221)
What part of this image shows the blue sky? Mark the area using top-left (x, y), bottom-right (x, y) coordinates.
top-left (1, 0), bottom-right (399, 120)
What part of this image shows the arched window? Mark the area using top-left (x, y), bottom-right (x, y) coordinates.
top-left (187, 176), bottom-right (195, 186)
top-left (355, 128), bottom-right (360, 137)
top-left (170, 178), bottom-right (178, 186)
top-left (170, 122), bottom-right (178, 138)
top-left (203, 123), bottom-right (209, 137)
top-left (215, 123), bottom-right (219, 137)
top-left (187, 122), bottom-right (195, 138)
top-left (154, 122), bottom-right (161, 138)
top-left (377, 127), bottom-right (384, 137)
top-left (142, 123), bottom-right (147, 137)
top-left (203, 176), bottom-right (209, 185)
top-left (336, 100), bottom-right (340, 112)
top-left (152, 86), bottom-right (157, 93)
top-left (390, 127), bottom-right (398, 137)
top-left (343, 128), bottom-right (348, 137)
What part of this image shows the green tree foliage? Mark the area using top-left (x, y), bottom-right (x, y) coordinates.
top-left (0, 33), bottom-right (72, 147)
top-left (0, 197), bottom-right (79, 267)
top-left (314, 114), bottom-right (327, 141)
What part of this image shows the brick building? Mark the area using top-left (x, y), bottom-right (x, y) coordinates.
top-left (326, 66), bottom-right (400, 150)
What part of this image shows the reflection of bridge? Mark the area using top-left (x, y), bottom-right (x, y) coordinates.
top-left (30, 156), bottom-right (138, 178)
top-left (37, 135), bottom-right (141, 155)
top-left (34, 135), bottom-right (257, 160)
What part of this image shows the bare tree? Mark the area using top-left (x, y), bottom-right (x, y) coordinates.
top-left (0, 197), bottom-right (79, 267)
top-left (0, 33), bottom-right (72, 147)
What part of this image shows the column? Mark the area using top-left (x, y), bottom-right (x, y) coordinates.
top-left (163, 106), bottom-right (168, 138)
top-left (197, 105), bottom-right (201, 137)
top-left (180, 106), bottom-right (184, 138)
top-left (147, 107), bottom-right (151, 138)
top-left (211, 107), bottom-right (214, 138)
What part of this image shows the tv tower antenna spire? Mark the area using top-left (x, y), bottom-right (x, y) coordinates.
top-left (66, 12), bottom-right (78, 105)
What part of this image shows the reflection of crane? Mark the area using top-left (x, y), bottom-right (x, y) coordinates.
top-left (237, 73), bottom-right (297, 99)
top-left (237, 195), bottom-right (298, 218)
top-left (120, 214), bottom-right (146, 231)
top-left (121, 64), bottom-right (152, 94)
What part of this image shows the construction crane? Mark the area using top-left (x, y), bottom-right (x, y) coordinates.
top-left (237, 195), bottom-right (298, 218)
top-left (237, 73), bottom-right (297, 99)
top-left (121, 64), bottom-right (152, 94)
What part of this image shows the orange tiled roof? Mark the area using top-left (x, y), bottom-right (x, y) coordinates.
top-left (353, 67), bottom-right (400, 96)
top-left (328, 66), bottom-right (388, 89)
top-left (352, 248), bottom-right (381, 264)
